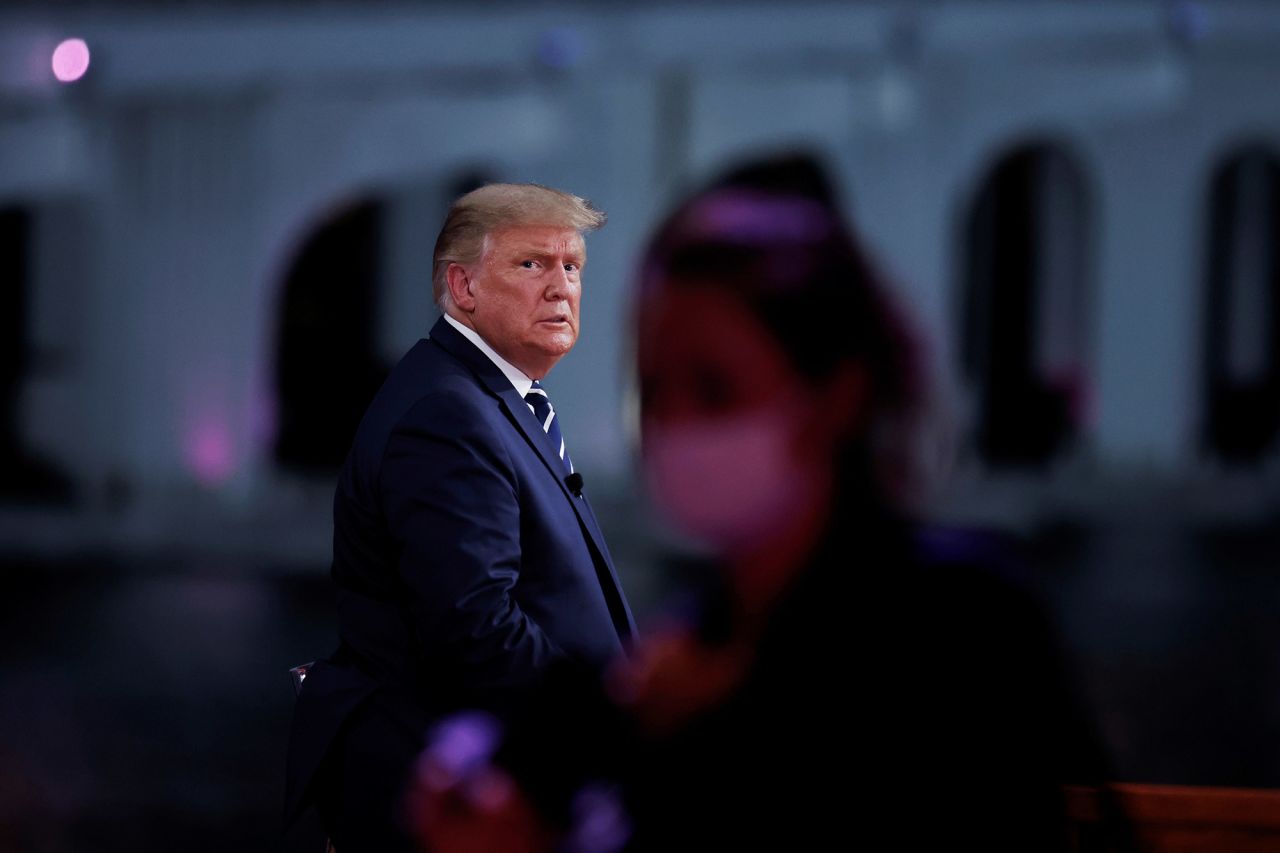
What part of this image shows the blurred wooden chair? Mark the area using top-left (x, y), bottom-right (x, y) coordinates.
top-left (290, 661), bottom-right (313, 697)
top-left (288, 662), bottom-right (337, 853)
top-left (1066, 783), bottom-right (1280, 852)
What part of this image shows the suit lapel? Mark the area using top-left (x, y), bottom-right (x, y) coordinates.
top-left (428, 317), bottom-right (635, 641)
top-left (576, 493), bottom-right (638, 638)
top-left (428, 317), bottom-right (576, 497)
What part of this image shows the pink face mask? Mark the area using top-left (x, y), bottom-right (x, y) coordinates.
top-left (643, 404), bottom-right (821, 555)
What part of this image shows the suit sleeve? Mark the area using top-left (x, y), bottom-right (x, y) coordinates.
top-left (379, 392), bottom-right (567, 697)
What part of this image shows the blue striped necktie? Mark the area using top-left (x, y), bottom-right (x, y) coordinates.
top-left (524, 381), bottom-right (574, 476)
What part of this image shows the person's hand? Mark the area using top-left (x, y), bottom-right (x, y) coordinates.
top-left (405, 713), bottom-right (554, 853)
top-left (605, 624), bottom-right (751, 737)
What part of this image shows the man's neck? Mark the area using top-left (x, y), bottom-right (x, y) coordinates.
top-left (442, 312), bottom-right (534, 394)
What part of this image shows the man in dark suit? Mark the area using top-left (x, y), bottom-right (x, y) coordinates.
top-left (285, 183), bottom-right (636, 852)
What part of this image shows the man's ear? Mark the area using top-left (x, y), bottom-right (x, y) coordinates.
top-left (446, 262), bottom-right (476, 312)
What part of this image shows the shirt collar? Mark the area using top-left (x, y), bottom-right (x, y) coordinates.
top-left (442, 313), bottom-right (534, 398)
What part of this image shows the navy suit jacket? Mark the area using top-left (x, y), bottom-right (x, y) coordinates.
top-left (285, 315), bottom-right (635, 826)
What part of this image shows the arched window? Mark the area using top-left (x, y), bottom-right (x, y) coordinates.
top-left (273, 200), bottom-right (389, 474)
top-left (0, 204), bottom-right (74, 504)
top-left (377, 169), bottom-right (495, 362)
top-left (272, 169), bottom-right (501, 475)
top-left (1202, 145), bottom-right (1280, 463)
top-left (960, 142), bottom-right (1092, 468)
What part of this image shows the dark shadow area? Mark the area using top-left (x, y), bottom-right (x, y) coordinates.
top-left (0, 206), bottom-right (75, 507)
top-left (274, 200), bottom-right (390, 475)
top-left (2, 516), bottom-right (1278, 850)
top-left (0, 553), bottom-right (336, 853)
top-left (961, 143), bottom-right (1091, 468)
top-left (1202, 145), bottom-right (1280, 463)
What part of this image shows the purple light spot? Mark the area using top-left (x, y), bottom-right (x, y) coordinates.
top-left (537, 27), bottom-right (586, 70)
top-left (424, 711), bottom-right (502, 777)
top-left (1167, 0), bottom-right (1211, 44)
top-left (185, 418), bottom-right (236, 485)
top-left (565, 784), bottom-right (632, 853)
top-left (51, 38), bottom-right (90, 83)
top-left (689, 193), bottom-right (836, 245)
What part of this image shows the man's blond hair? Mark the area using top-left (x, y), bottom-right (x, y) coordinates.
top-left (432, 183), bottom-right (607, 309)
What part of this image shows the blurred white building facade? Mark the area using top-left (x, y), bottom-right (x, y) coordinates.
top-left (2, 1), bottom-right (1279, 555)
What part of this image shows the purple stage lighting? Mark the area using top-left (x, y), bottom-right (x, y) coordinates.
top-left (51, 38), bottom-right (90, 83)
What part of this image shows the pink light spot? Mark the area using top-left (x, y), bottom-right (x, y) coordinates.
top-left (51, 38), bottom-right (90, 83)
top-left (185, 419), bottom-right (237, 486)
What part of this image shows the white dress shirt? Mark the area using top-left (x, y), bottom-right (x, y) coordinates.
top-left (442, 313), bottom-right (534, 398)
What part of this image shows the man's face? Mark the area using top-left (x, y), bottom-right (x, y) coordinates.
top-left (462, 225), bottom-right (585, 379)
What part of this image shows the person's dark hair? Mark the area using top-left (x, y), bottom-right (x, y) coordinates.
top-left (637, 153), bottom-right (949, 508)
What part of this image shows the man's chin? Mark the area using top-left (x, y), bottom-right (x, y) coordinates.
top-left (526, 338), bottom-right (576, 376)
top-left (541, 333), bottom-right (577, 355)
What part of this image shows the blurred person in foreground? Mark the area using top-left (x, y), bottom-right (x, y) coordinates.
top-left (407, 155), bottom-right (1123, 852)
top-left (285, 183), bottom-right (636, 853)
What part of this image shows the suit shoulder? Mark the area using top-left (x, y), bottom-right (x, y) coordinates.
top-left (343, 338), bottom-right (510, 480)
top-left (355, 339), bottom-right (494, 438)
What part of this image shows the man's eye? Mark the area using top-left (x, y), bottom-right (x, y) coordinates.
top-left (564, 264), bottom-right (579, 273)
top-left (521, 260), bottom-right (538, 269)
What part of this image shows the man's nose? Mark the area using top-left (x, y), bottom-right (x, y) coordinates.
top-left (544, 265), bottom-right (571, 299)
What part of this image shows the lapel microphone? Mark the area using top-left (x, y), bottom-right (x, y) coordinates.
top-left (565, 472), bottom-right (585, 497)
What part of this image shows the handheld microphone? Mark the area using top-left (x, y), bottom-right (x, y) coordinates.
top-left (565, 472), bottom-right (584, 497)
